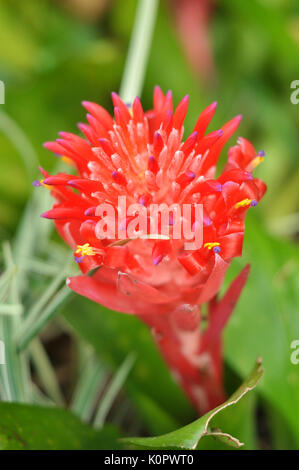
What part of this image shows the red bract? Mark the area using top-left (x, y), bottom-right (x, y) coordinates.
top-left (40, 88), bottom-right (266, 414)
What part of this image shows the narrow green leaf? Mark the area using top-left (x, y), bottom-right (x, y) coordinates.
top-left (0, 304), bottom-right (23, 316)
top-left (29, 338), bottom-right (64, 407)
top-left (119, 0), bottom-right (159, 102)
top-left (0, 242), bottom-right (31, 402)
top-left (17, 285), bottom-right (72, 352)
top-left (71, 356), bottom-right (106, 422)
top-left (94, 352), bottom-right (136, 429)
top-left (17, 256), bottom-right (72, 332)
top-left (0, 266), bottom-right (16, 300)
top-left (23, 258), bottom-right (60, 277)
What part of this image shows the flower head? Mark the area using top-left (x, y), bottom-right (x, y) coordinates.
top-left (41, 87), bottom-right (266, 315)
top-left (40, 88), bottom-right (266, 414)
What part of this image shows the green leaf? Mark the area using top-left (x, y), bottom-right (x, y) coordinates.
top-left (0, 402), bottom-right (121, 450)
top-left (224, 217), bottom-right (299, 444)
top-left (197, 368), bottom-right (258, 450)
top-left (63, 298), bottom-right (194, 434)
top-left (71, 355), bottom-right (106, 422)
top-left (29, 339), bottom-right (64, 407)
top-left (120, 359), bottom-right (263, 450)
top-left (94, 352), bottom-right (136, 429)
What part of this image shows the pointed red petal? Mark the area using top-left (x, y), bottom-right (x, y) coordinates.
top-left (200, 264), bottom-right (250, 352)
top-left (193, 101), bottom-right (217, 139)
top-left (82, 101), bottom-right (114, 129)
top-left (173, 95), bottom-right (189, 129)
top-left (41, 208), bottom-right (85, 220)
top-left (202, 115), bottom-right (242, 174)
top-left (132, 96), bottom-right (144, 122)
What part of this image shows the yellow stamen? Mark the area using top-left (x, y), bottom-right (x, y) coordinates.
top-left (75, 243), bottom-right (96, 257)
top-left (204, 242), bottom-right (220, 250)
top-left (40, 179), bottom-right (52, 190)
top-left (235, 198), bottom-right (252, 209)
top-left (250, 156), bottom-right (264, 168)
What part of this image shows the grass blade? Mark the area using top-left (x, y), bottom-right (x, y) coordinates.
top-left (71, 355), bottom-right (106, 422)
top-left (29, 338), bottom-right (64, 407)
top-left (119, 0), bottom-right (159, 103)
top-left (93, 352), bottom-right (136, 429)
top-left (17, 285), bottom-right (72, 352)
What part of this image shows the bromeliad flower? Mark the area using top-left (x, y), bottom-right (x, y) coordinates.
top-left (39, 88), bottom-right (266, 414)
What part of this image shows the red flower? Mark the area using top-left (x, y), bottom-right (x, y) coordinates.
top-left (40, 88), bottom-right (266, 413)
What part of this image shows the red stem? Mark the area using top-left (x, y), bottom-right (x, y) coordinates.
top-left (138, 306), bottom-right (226, 415)
top-left (138, 265), bottom-right (251, 415)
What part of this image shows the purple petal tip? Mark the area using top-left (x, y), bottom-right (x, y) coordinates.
top-left (186, 171), bottom-right (196, 180)
top-left (153, 255), bottom-right (163, 266)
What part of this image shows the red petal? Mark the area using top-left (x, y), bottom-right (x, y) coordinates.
top-left (152, 240), bottom-right (171, 265)
top-left (201, 115), bottom-right (242, 174)
top-left (193, 101), bottom-right (217, 139)
top-left (254, 178), bottom-right (267, 200)
top-left (132, 96), bottom-right (144, 122)
top-left (200, 265), bottom-right (250, 352)
top-left (173, 95), bottom-right (189, 129)
top-left (78, 123), bottom-right (99, 146)
top-left (217, 169), bottom-right (253, 184)
top-left (82, 101), bottom-right (114, 129)
top-left (41, 208), bottom-right (85, 220)
top-left (153, 86), bottom-right (165, 111)
top-left (197, 129), bottom-right (223, 155)
top-left (43, 175), bottom-right (72, 186)
top-left (153, 132), bottom-right (164, 157)
top-left (43, 141), bottom-right (66, 155)
top-left (112, 92), bottom-right (131, 123)
top-left (197, 254), bottom-right (229, 303)
top-left (68, 179), bottom-right (102, 192)
top-left (218, 232), bottom-right (244, 260)
top-left (67, 267), bottom-right (177, 314)
top-left (181, 131), bottom-right (198, 156)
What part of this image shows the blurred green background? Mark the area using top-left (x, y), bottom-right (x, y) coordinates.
top-left (0, 0), bottom-right (299, 450)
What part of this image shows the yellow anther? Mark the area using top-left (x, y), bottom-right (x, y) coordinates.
top-left (40, 179), bottom-right (52, 190)
top-left (75, 243), bottom-right (96, 257)
top-left (204, 242), bottom-right (220, 250)
top-left (235, 198), bottom-right (252, 209)
top-left (250, 156), bottom-right (264, 168)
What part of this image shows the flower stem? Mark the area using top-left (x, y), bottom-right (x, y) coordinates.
top-left (119, 0), bottom-right (159, 103)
